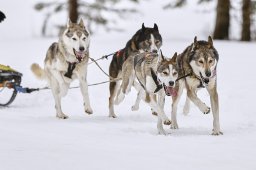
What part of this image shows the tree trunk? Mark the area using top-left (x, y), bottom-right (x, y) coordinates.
top-left (213, 0), bottom-right (230, 40)
top-left (241, 0), bottom-right (251, 41)
top-left (68, 0), bottom-right (78, 23)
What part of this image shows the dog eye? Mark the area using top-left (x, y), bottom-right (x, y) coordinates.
top-left (163, 71), bottom-right (168, 75)
top-left (199, 60), bottom-right (204, 64)
top-left (173, 72), bottom-right (177, 76)
top-left (82, 37), bottom-right (86, 41)
top-left (209, 60), bottom-right (213, 64)
top-left (155, 40), bottom-right (160, 44)
top-left (72, 38), bottom-right (77, 41)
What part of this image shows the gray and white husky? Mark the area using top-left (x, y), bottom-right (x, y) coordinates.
top-left (115, 52), bottom-right (178, 134)
top-left (171, 36), bottom-right (222, 135)
top-left (31, 19), bottom-right (92, 119)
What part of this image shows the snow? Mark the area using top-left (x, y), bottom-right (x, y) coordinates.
top-left (1, 0), bottom-right (256, 170)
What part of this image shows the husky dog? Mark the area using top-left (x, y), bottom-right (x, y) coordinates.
top-left (171, 36), bottom-right (222, 135)
top-left (31, 19), bottom-right (92, 119)
top-left (109, 23), bottom-right (162, 118)
top-left (115, 52), bottom-right (178, 134)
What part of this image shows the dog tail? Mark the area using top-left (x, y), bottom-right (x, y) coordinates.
top-left (31, 63), bottom-right (45, 80)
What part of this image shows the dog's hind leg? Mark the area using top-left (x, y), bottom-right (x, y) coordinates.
top-left (183, 95), bottom-right (190, 115)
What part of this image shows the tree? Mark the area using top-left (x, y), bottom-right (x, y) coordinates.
top-left (213, 0), bottom-right (230, 40)
top-left (69, 0), bottom-right (78, 23)
top-left (34, 0), bottom-right (138, 36)
top-left (241, 0), bottom-right (251, 41)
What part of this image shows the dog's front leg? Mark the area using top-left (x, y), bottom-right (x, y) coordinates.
top-left (187, 88), bottom-right (210, 114)
top-left (171, 83), bottom-right (184, 129)
top-left (207, 85), bottom-right (223, 135)
top-left (148, 94), bottom-right (171, 134)
top-left (49, 70), bottom-right (69, 119)
top-left (77, 69), bottom-right (93, 115)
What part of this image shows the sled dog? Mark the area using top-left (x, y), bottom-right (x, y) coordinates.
top-left (171, 36), bottom-right (222, 135)
top-left (109, 23), bottom-right (162, 118)
top-left (115, 52), bottom-right (178, 134)
top-left (31, 19), bottom-right (92, 119)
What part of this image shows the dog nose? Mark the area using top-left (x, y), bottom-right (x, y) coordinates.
top-left (169, 81), bottom-right (174, 86)
top-left (205, 70), bottom-right (211, 77)
top-left (79, 46), bottom-right (85, 51)
top-left (152, 49), bottom-right (158, 53)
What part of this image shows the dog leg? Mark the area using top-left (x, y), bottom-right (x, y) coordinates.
top-left (187, 88), bottom-right (210, 114)
top-left (148, 94), bottom-right (171, 126)
top-left (207, 85), bottom-right (223, 135)
top-left (109, 80), bottom-right (120, 118)
top-left (183, 95), bottom-right (190, 115)
top-left (171, 84), bottom-right (184, 129)
top-left (78, 74), bottom-right (93, 115)
top-left (131, 89), bottom-right (143, 111)
top-left (48, 70), bottom-right (69, 119)
top-left (157, 116), bottom-right (167, 135)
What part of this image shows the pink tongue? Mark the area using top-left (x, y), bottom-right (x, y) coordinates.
top-left (165, 86), bottom-right (177, 97)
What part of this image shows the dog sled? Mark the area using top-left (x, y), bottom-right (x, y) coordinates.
top-left (0, 64), bottom-right (38, 106)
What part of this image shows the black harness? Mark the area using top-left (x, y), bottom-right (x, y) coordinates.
top-left (64, 62), bottom-right (77, 79)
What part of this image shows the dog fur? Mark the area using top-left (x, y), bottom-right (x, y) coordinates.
top-left (108, 23), bottom-right (162, 118)
top-left (171, 36), bottom-right (222, 135)
top-left (31, 19), bottom-right (92, 119)
top-left (115, 52), bottom-right (179, 135)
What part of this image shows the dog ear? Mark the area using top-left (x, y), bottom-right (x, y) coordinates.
top-left (142, 23), bottom-right (146, 32)
top-left (208, 36), bottom-right (213, 48)
top-left (171, 52), bottom-right (177, 64)
top-left (67, 19), bottom-right (73, 28)
top-left (78, 18), bottom-right (85, 29)
top-left (154, 23), bottom-right (158, 32)
top-left (192, 36), bottom-right (198, 50)
top-left (159, 49), bottom-right (165, 61)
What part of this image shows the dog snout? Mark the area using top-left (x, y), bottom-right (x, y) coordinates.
top-left (152, 49), bottom-right (158, 53)
top-left (169, 81), bottom-right (174, 86)
top-left (79, 46), bottom-right (85, 52)
top-left (205, 70), bottom-right (211, 77)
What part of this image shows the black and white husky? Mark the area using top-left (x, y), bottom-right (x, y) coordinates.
top-left (31, 19), bottom-right (93, 119)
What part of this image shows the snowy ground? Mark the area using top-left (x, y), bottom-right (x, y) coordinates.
top-left (1, 0), bottom-right (256, 170)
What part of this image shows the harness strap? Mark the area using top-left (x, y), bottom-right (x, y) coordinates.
top-left (150, 68), bottom-right (163, 93)
top-left (134, 55), bottom-right (146, 91)
top-left (175, 72), bottom-right (192, 82)
top-left (64, 62), bottom-right (77, 79)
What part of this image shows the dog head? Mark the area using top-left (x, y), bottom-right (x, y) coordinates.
top-left (189, 36), bottom-right (219, 84)
top-left (157, 51), bottom-right (178, 96)
top-left (131, 23), bottom-right (162, 54)
top-left (62, 19), bottom-right (90, 62)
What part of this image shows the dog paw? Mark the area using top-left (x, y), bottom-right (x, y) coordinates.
top-left (152, 112), bottom-right (157, 116)
top-left (109, 113), bottom-right (117, 118)
top-left (85, 108), bottom-right (93, 115)
top-left (170, 121), bottom-right (179, 129)
top-left (200, 103), bottom-right (210, 114)
top-left (131, 105), bottom-right (139, 111)
top-left (56, 113), bottom-right (69, 119)
top-left (211, 129), bottom-right (223, 136)
top-left (163, 119), bottom-right (171, 125)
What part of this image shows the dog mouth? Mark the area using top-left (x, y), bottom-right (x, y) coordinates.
top-left (163, 84), bottom-right (177, 96)
top-left (199, 72), bottom-right (209, 84)
top-left (73, 49), bottom-right (85, 62)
